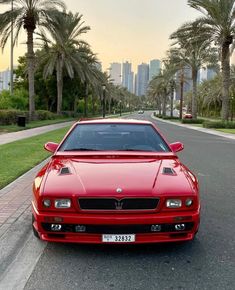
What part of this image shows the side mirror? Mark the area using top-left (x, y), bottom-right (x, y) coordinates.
top-left (44, 142), bottom-right (59, 153)
top-left (170, 142), bottom-right (184, 153)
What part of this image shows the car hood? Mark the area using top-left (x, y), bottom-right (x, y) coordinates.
top-left (41, 157), bottom-right (196, 197)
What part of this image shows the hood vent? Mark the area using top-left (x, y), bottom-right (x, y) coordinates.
top-left (59, 167), bottom-right (71, 175)
top-left (162, 167), bottom-right (176, 175)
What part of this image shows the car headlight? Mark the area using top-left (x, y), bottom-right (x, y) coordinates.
top-left (166, 199), bottom-right (182, 208)
top-left (43, 199), bottom-right (51, 207)
top-left (55, 199), bottom-right (71, 208)
top-left (185, 198), bottom-right (193, 207)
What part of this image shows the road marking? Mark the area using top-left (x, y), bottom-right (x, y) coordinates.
top-left (0, 233), bottom-right (47, 290)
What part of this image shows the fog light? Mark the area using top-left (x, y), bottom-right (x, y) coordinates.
top-left (55, 199), bottom-right (71, 208)
top-left (151, 225), bottom-right (161, 232)
top-left (51, 224), bottom-right (62, 231)
top-left (175, 224), bottom-right (186, 231)
top-left (43, 199), bottom-right (51, 207)
top-left (166, 199), bottom-right (182, 208)
top-left (75, 225), bottom-right (86, 232)
top-left (185, 199), bottom-right (193, 207)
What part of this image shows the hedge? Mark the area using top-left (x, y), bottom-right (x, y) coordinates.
top-left (0, 110), bottom-right (58, 125)
top-left (181, 118), bottom-right (204, 124)
top-left (203, 121), bottom-right (235, 129)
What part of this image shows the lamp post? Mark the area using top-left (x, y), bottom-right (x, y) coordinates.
top-left (102, 84), bottom-right (106, 118)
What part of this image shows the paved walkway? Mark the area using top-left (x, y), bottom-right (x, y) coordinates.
top-left (0, 121), bottom-right (74, 145)
top-left (0, 160), bottom-right (48, 237)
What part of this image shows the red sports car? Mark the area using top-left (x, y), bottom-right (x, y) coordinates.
top-left (32, 119), bottom-right (200, 244)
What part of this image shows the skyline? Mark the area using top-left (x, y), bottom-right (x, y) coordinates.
top-left (1, 0), bottom-right (235, 72)
top-left (0, 0), bottom-right (202, 72)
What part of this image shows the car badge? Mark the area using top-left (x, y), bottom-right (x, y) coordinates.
top-left (116, 188), bottom-right (122, 193)
top-left (115, 200), bottom-right (123, 210)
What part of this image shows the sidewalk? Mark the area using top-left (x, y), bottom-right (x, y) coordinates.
top-left (0, 160), bottom-right (48, 237)
top-left (0, 121), bottom-right (74, 145)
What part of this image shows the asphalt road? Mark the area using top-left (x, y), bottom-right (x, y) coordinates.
top-left (2, 111), bottom-right (235, 290)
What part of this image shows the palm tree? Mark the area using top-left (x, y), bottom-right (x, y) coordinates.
top-left (39, 11), bottom-right (91, 114)
top-left (170, 21), bottom-right (218, 119)
top-left (0, 0), bottom-right (66, 118)
top-left (188, 0), bottom-right (235, 120)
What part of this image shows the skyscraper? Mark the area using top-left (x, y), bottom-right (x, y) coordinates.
top-left (109, 63), bottom-right (122, 85)
top-left (0, 68), bottom-right (16, 92)
top-left (136, 63), bottom-right (149, 96)
top-left (122, 61), bottom-right (134, 93)
top-left (149, 59), bottom-right (161, 81)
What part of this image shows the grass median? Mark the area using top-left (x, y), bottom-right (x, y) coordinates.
top-left (0, 126), bottom-right (70, 189)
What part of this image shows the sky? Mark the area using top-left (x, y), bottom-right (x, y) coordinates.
top-left (0, 0), bottom-right (203, 72)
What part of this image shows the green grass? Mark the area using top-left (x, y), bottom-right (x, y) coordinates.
top-left (0, 126), bottom-right (70, 189)
top-left (216, 129), bottom-right (235, 134)
top-left (0, 117), bottom-right (75, 133)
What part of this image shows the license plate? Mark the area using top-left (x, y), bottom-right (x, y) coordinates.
top-left (102, 234), bottom-right (135, 243)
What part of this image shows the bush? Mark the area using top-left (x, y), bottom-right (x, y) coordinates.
top-left (203, 121), bottom-right (235, 129)
top-left (0, 110), bottom-right (28, 125)
top-left (181, 118), bottom-right (204, 124)
top-left (162, 116), bottom-right (180, 120)
top-left (0, 110), bottom-right (58, 125)
top-left (35, 110), bottom-right (57, 120)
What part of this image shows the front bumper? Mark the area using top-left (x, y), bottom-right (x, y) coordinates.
top-left (32, 202), bottom-right (200, 244)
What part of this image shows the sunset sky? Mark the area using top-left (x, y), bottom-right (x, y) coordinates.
top-left (0, 0), bottom-right (206, 72)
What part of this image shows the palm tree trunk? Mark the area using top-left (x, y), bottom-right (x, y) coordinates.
top-left (162, 91), bottom-right (167, 117)
top-left (221, 42), bottom-right (231, 121)
top-left (91, 91), bottom-right (95, 116)
top-left (192, 67), bottom-right (198, 119)
top-left (170, 82), bottom-right (174, 118)
top-left (56, 60), bottom-right (63, 115)
top-left (179, 69), bottom-right (184, 119)
top-left (26, 28), bottom-right (35, 119)
top-left (84, 82), bottom-right (88, 117)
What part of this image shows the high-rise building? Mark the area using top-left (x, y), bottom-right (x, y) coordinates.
top-left (149, 59), bottom-right (161, 81)
top-left (95, 62), bottom-right (102, 72)
top-left (122, 61), bottom-right (134, 93)
top-left (136, 63), bottom-right (149, 96)
top-left (0, 68), bottom-right (16, 92)
top-left (207, 67), bottom-right (216, 80)
top-left (109, 63), bottom-right (122, 85)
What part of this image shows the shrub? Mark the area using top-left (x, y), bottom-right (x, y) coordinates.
top-left (162, 116), bottom-right (180, 120)
top-left (35, 110), bottom-right (57, 120)
top-left (0, 110), bottom-right (58, 125)
top-left (203, 121), bottom-right (235, 129)
top-left (181, 118), bottom-right (204, 124)
top-left (0, 110), bottom-right (28, 125)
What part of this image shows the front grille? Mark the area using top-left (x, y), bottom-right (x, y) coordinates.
top-left (42, 223), bottom-right (194, 234)
top-left (78, 198), bottom-right (159, 210)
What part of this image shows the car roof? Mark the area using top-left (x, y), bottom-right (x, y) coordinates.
top-left (77, 118), bottom-right (153, 125)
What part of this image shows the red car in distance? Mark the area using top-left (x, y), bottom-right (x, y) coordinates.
top-left (32, 119), bottom-right (200, 244)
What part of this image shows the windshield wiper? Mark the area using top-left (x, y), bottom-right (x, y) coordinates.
top-left (64, 148), bottom-right (101, 151)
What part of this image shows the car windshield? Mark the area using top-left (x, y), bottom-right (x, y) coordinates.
top-left (59, 123), bottom-right (170, 152)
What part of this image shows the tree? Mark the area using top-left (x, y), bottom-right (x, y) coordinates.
top-left (188, 0), bottom-right (235, 120)
top-left (170, 21), bottom-right (218, 119)
top-left (39, 11), bottom-right (91, 114)
top-left (0, 0), bottom-right (66, 118)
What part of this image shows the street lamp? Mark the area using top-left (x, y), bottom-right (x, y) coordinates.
top-left (102, 84), bottom-right (106, 118)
